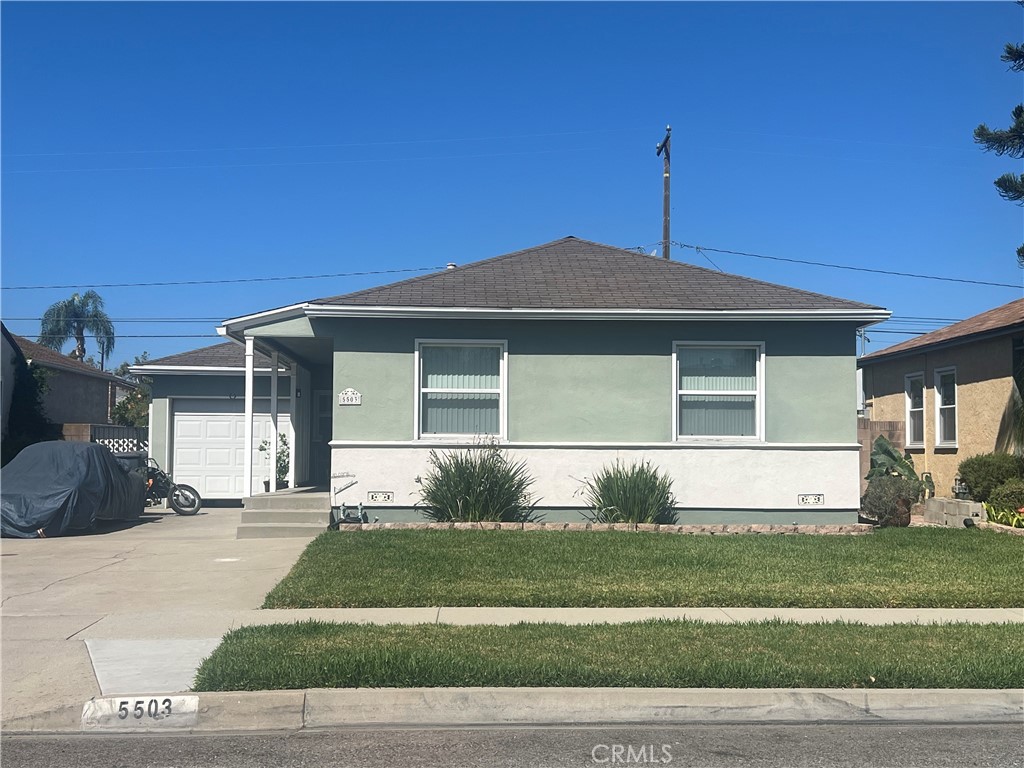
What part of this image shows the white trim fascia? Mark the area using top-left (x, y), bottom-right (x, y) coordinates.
top-left (130, 365), bottom-right (291, 376)
top-left (218, 302), bottom-right (310, 332)
top-left (168, 394), bottom-right (291, 401)
top-left (307, 305), bottom-right (891, 323)
top-left (328, 439), bottom-right (861, 451)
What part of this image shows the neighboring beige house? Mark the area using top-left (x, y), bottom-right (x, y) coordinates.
top-left (9, 333), bottom-right (136, 430)
top-left (859, 298), bottom-right (1024, 497)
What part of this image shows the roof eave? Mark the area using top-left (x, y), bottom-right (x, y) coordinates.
top-left (859, 321), bottom-right (1024, 367)
top-left (130, 364), bottom-right (288, 376)
top-left (25, 357), bottom-right (135, 386)
top-left (217, 302), bottom-right (312, 338)
top-left (304, 305), bottom-right (891, 323)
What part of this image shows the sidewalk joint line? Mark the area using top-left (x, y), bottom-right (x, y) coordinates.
top-left (65, 615), bottom-right (107, 641)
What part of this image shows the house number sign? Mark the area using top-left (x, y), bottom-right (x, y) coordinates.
top-left (338, 388), bottom-right (362, 406)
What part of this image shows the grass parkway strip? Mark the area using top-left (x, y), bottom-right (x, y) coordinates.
top-left (262, 528), bottom-right (1022, 609)
top-left (192, 619), bottom-right (1024, 691)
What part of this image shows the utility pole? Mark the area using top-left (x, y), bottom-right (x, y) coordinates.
top-left (656, 125), bottom-right (671, 260)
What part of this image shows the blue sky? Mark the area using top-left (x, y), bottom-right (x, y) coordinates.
top-left (2, 1), bottom-right (1022, 367)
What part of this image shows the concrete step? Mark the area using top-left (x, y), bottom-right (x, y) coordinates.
top-left (242, 493), bottom-right (329, 511)
top-left (236, 523), bottom-right (325, 539)
top-left (241, 510), bottom-right (331, 525)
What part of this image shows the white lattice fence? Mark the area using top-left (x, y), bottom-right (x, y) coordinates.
top-left (91, 425), bottom-right (149, 454)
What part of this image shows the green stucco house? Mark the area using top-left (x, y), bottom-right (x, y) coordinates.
top-left (137, 237), bottom-right (889, 523)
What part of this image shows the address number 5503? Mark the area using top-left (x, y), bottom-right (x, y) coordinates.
top-left (118, 698), bottom-right (173, 719)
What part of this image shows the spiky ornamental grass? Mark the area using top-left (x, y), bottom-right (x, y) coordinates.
top-left (418, 444), bottom-right (539, 523)
top-left (582, 460), bottom-right (677, 524)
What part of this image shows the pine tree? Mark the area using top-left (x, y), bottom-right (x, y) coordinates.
top-left (974, 36), bottom-right (1024, 266)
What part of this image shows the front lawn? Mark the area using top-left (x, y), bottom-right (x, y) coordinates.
top-left (193, 619), bottom-right (1024, 691)
top-left (262, 528), bottom-right (1021, 609)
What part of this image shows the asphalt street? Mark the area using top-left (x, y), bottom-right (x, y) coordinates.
top-left (3, 723), bottom-right (1023, 768)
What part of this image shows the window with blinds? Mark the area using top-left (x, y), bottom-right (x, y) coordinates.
top-left (674, 344), bottom-right (762, 439)
top-left (417, 342), bottom-right (505, 437)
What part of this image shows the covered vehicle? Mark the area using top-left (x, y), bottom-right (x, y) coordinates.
top-left (1, 441), bottom-right (146, 538)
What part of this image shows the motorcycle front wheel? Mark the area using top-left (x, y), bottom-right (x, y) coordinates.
top-left (170, 484), bottom-right (202, 516)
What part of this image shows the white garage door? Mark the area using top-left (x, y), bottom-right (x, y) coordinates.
top-left (172, 398), bottom-right (292, 499)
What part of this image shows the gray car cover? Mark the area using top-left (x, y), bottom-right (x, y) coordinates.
top-left (1, 441), bottom-right (146, 538)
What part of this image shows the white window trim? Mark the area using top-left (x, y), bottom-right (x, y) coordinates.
top-left (904, 372), bottom-right (925, 448)
top-left (671, 341), bottom-right (766, 442)
top-left (413, 339), bottom-right (508, 441)
top-left (934, 365), bottom-right (958, 448)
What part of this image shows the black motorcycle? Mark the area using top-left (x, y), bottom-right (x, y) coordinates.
top-left (146, 458), bottom-right (202, 516)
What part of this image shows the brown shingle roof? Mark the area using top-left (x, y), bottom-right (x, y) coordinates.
top-left (860, 298), bottom-right (1024, 363)
top-left (311, 237), bottom-right (883, 312)
top-left (143, 342), bottom-right (274, 369)
top-left (11, 334), bottom-right (133, 385)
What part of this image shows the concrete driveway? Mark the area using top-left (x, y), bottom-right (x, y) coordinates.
top-left (1, 508), bottom-right (311, 731)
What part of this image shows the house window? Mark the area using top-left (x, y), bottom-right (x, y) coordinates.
top-left (934, 367), bottom-right (957, 446)
top-left (905, 373), bottom-right (924, 447)
top-left (416, 341), bottom-right (505, 438)
top-left (674, 343), bottom-right (762, 438)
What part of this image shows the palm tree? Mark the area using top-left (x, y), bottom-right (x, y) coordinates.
top-left (38, 290), bottom-right (116, 368)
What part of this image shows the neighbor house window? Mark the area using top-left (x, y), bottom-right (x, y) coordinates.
top-left (674, 343), bottom-right (763, 439)
top-left (905, 373), bottom-right (924, 447)
top-left (934, 367), bottom-right (957, 446)
top-left (416, 341), bottom-right (506, 438)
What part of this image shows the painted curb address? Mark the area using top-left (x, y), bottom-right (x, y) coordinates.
top-left (77, 689), bottom-right (1024, 732)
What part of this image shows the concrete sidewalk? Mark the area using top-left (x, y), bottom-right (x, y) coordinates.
top-left (3, 511), bottom-right (1021, 734)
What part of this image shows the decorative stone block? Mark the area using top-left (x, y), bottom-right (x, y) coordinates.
top-left (636, 523), bottom-right (659, 533)
top-left (564, 522), bottom-right (590, 531)
top-left (499, 522), bottom-right (524, 530)
top-left (478, 521), bottom-right (500, 530)
top-left (523, 522), bottom-right (544, 531)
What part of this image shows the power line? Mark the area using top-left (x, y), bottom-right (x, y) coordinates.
top-left (32, 334), bottom-right (220, 339)
top-left (2, 146), bottom-right (601, 175)
top-left (673, 242), bottom-right (1023, 290)
top-left (1, 266), bottom-right (443, 291)
top-left (4, 317), bottom-right (220, 323)
top-left (7, 128), bottom-right (641, 158)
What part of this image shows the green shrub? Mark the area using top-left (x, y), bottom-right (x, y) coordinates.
top-left (986, 478), bottom-right (1024, 517)
top-left (582, 460), bottom-right (677, 524)
top-left (861, 475), bottom-right (921, 527)
top-left (418, 444), bottom-right (538, 523)
top-left (865, 435), bottom-right (934, 495)
top-left (957, 453), bottom-right (1023, 503)
top-left (983, 502), bottom-right (1024, 528)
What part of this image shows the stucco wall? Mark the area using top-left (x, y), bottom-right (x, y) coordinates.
top-left (861, 334), bottom-right (1017, 496)
top-left (329, 318), bottom-right (859, 444)
top-left (38, 369), bottom-right (111, 425)
top-left (150, 374), bottom-right (289, 400)
top-left (329, 444), bottom-right (860, 521)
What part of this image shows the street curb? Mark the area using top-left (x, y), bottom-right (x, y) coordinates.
top-left (5, 688), bottom-right (1022, 734)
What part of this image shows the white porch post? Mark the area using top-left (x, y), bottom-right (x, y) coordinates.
top-left (269, 351), bottom-right (279, 493)
top-left (243, 337), bottom-right (255, 497)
